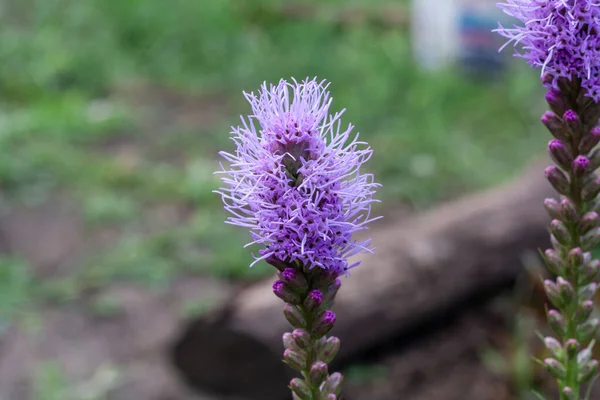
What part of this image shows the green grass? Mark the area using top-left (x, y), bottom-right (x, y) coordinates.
top-left (1, 0), bottom-right (547, 321)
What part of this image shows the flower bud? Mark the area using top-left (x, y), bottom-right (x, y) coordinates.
top-left (303, 289), bottom-right (323, 312)
top-left (289, 378), bottom-right (312, 400)
top-left (544, 280), bottom-right (564, 308)
top-left (274, 280), bottom-right (302, 304)
top-left (564, 110), bottom-right (583, 138)
top-left (582, 175), bottom-right (600, 200)
top-left (548, 139), bottom-right (573, 169)
top-left (546, 89), bottom-right (567, 116)
top-left (579, 359), bottom-right (599, 383)
top-left (580, 260), bottom-right (600, 286)
top-left (321, 372), bottom-right (343, 396)
top-left (582, 101), bottom-right (600, 126)
top-left (544, 198), bottom-right (562, 219)
top-left (557, 277), bottom-right (575, 303)
top-left (580, 126), bottom-right (600, 154)
top-left (292, 329), bottom-right (312, 350)
top-left (582, 227), bottom-right (600, 250)
top-left (283, 332), bottom-right (302, 351)
top-left (284, 304), bottom-right (307, 328)
top-left (549, 220), bottom-right (571, 246)
top-left (589, 148), bottom-right (600, 171)
top-left (324, 395), bottom-right (337, 400)
top-left (568, 248), bottom-right (584, 271)
top-left (283, 349), bottom-right (307, 371)
top-left (544, 249), bottom-right (565, 275)
top-left (313, 310), bottom-right (336, 337)
top-left (309, 361), bottom-right (328, 386)
top-left (577, 345), bottom-right (593, 366)
top-left (322, 278), bottom-right (342, 306)
top-left (316, 336), bottom-right (340, 364)
top-left (560, 198), bottom-right (578, 223)
top-left (548, 309), bottom-right (567, 337)
top-left (577, 318), bottom-right (600, 343)
top-left (542, 112), bottom-right (569, 141)
top-left (551, 234), bottom-right (567, 253)
top-left (562, 387), bottom-right (576, 400)
top-left (572, 155), bottom-right (590, 177)
top-left (579, 282), bottom-right (598, 302)
top-left (579, 212), bottom-right (600, 235)
top-left (544, 358), bottom-right (566, 380)
top-left (280, 268), bottom-right (308, 293)
top-left (565, 338), bottom-right (580, 359)
top-left (575, 300), bottom-right (595, 324)
top-left (544, 336), bottom-right (564, 361)
top-left (546, 165), bottom-right (571, 196)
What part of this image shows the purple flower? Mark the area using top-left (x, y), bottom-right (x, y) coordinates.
top-left (496, 1), bottom-right (600, 101)
top-left (216, 78), bottom-right (380, 274)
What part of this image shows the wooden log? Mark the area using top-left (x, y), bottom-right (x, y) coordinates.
top-left (172, 160), bottom-right (554, 399)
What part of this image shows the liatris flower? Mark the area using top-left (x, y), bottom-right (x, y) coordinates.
top-left (497, 1), bottom-right (600, 102)
top-left (216, 78), bottom-right (380, 399)
top-left (497, 2), bottom-right (600, 399)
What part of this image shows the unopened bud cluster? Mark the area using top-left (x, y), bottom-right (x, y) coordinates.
top-left (541, 76), bottom-right (600, 396)
top-left (272, 260), bottom-right (344, 399)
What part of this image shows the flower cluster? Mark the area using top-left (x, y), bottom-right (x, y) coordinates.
top-left (216, 78), bottom-right (379, 275)
top-left (216, 77), bottom-right (380, 398)
top-left (496, 2), bottom-right (600, 397)
top-left (540, 86), bottom-right (600, 399)
top-left (497, 0), bottom-right (600, 101)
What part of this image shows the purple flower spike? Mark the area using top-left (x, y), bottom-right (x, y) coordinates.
top-left (496, 1), bottom-right (600, 102)
top-left (216, 78), bottom-right (380, 274)
top-left (216, 78), bottom-right (377, 397)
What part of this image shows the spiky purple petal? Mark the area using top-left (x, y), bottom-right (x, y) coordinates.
top-left (496, 0), bottom-right (600, 102)
top-left (216, 78), bottom-right (380, 274)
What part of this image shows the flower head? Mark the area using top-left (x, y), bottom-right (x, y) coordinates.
top-left (496, 1), bottom-right (600, 101)
top-left (216, 78), bottom-right (380, 275)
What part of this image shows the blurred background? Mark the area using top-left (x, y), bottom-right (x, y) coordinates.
top-left (0, 0), bottom-right (563, 399)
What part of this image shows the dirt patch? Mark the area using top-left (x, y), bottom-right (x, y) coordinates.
top-left (0, 87), bottom-right (234, 399)
top-left (0, 277), bottom-right (234, 400)
top-left (0, 198), bottom-right (103, 277)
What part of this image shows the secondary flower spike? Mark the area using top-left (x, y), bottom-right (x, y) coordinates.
top-left (496, 2), bottom-right (600, 398)
top-left (216, 78), bottom-right (380, 275)
top-left (216, 77), bottom-right (380, 398)
top-left (496, 0), bottom-right (600, 101)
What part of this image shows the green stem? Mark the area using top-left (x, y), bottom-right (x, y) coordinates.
top-left (301, 305), bottom-right (321, 399)
top-left (564, 132), bottom-right (583, 399)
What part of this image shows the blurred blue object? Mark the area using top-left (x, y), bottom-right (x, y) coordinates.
top-left (458, 8), bottom-right (505, 78)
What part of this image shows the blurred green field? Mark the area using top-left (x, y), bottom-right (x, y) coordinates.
top-left (0, 0), bottom-right (547, 327)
